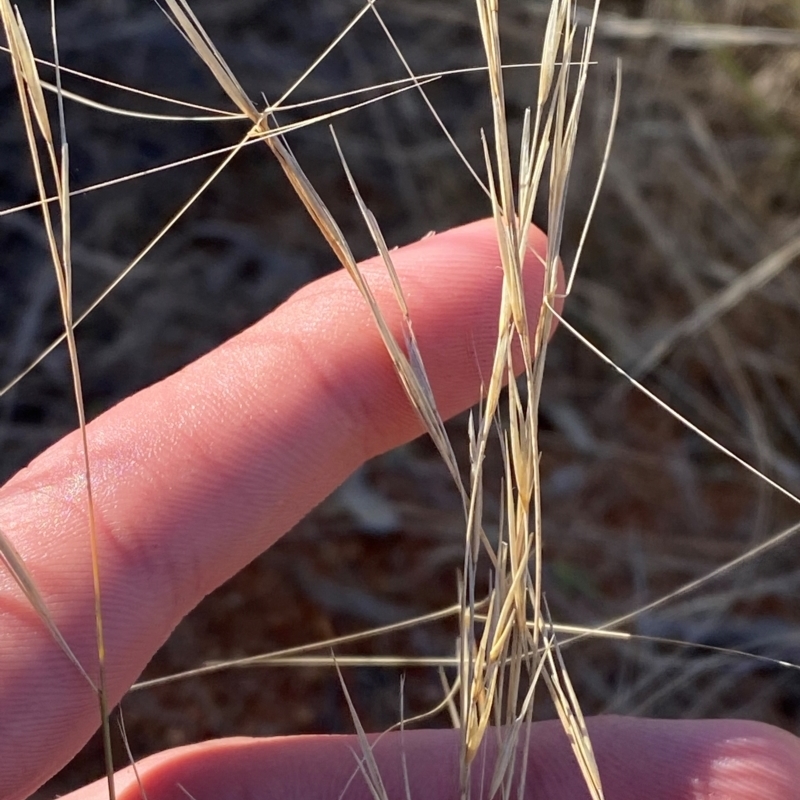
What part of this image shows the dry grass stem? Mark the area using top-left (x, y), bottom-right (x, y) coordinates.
top-left (0, 523), bottom-right (95, 690)
top-left (562, 515), bottom-right (800, 650)
top-left (0, 75), bottom-right (435, 403)
top-left (162, 0), bottom-right (607, 794)
top-left (5, 0), bottom-right (799, 797)
top-left (551, 308), bottom-right (800, 508)
top-left (0, 1), bottom-right (115, 796)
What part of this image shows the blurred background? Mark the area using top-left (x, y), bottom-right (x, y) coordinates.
top-left (2, 1), bottom-right (800, 795)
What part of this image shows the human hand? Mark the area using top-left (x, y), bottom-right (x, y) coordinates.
top-left (1, 219), bottom-right (797, 800)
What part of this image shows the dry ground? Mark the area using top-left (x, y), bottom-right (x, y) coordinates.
top-left (2, 0), bottom-right (800, 796)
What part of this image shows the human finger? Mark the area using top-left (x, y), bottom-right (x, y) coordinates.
top-left (0, 219), bottom-right (551, 799)
top-left (67, 717), bottom-right (800, 800)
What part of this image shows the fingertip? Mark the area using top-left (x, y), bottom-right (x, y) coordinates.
top-left (0, 218), bottom-right (558, 800)
top-left (586, 717), bottom-right (800, 800)
top-left (267, 216), bottom-right (553, 462)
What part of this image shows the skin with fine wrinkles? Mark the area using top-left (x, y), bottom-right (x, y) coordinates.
top-left (70, 719), bottom-right (800, 800)
top-left (1, 220), bottom-right (799, 800)
top-left (0, 220), bottom-right (547, 797)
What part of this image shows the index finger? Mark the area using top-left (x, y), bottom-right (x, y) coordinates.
top-left (0, 218), bottom-right (551, 800)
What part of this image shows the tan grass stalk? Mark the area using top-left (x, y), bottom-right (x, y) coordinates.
top-left (159, 0), bottom-right (468, 494)
top-left (446, 3), bottom-right (607, 797)
top-left (0, 524), bottom-right (95, 690)
top-left (4, 1), bottom-right (799, 796)
top-left (131, 623), bottom-right (800, 687)
top-left (132, 600), bottom-right (475, 689)
top-left (335, 659), bottom-right (391, 800)
top-left (8, 0), bottom-right (716, 796)
top-left (160, 1), bottom-right (607, 795)
top-left (0, 2), bottom-right (116, 796)
top-left (0, 75), bottom-right (435, 402)
top-left (366, 3), bottom-right (490, 194)
top-left (551, 309), bottom-right (800, 507)
top-left (0, 58), bottom-right (570, 227)
top-left (560, 515), bottom-right (800, 649)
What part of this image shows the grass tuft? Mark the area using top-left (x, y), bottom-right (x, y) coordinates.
top-left (4, 0), bottom-right (800, 797)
